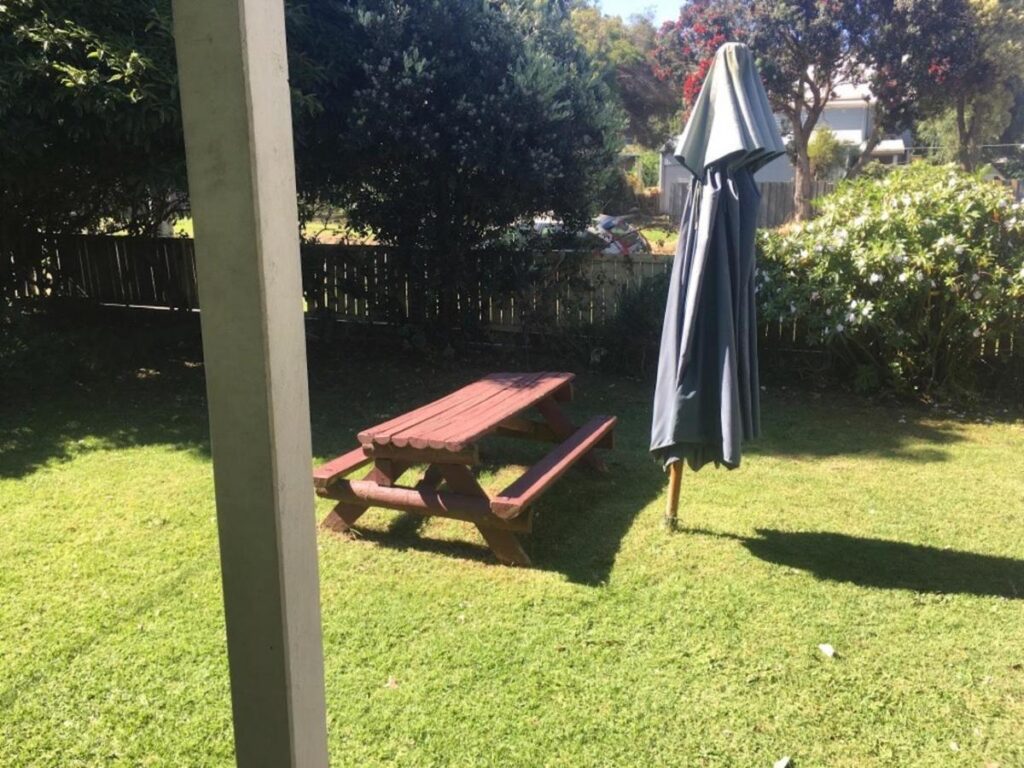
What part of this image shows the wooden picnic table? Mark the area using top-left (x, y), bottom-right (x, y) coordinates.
top-left (313, 372), bottom-right (616, 566)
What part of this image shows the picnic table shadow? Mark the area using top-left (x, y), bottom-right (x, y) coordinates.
top-left (681, 527), bottom-right (1024, 600)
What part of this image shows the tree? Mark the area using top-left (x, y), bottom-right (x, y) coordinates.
top-left (807, 127), bottom-right (850, 180)
top-left (844, 0), bottom-right (972, 178)
top-left (653, 0), bottom-right (860, 220)
top-left (2, 0), bottom-right (621, 261)
top-left (293, 0), bottom-right (621, 250)
top-left (0, 1), bottom-right (185, 239)
top-left (570, 5), bottom-right (677, 147)
top-left (913, 0), bottom-right (1024, 171)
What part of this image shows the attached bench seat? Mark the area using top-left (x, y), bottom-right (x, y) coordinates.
top-left (313, 448), bottom-right (372, 491)
top-left (490, 415), bottom-right (616, 519)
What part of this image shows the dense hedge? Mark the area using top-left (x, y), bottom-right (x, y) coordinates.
top-left (756, 163), bottom-right (1024, 397)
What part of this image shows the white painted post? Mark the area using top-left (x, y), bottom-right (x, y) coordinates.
top-left (171, 1), bottom-right (329, 766)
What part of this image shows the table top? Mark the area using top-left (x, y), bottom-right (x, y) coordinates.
top-left (357, 372), bottom-right (574, 453)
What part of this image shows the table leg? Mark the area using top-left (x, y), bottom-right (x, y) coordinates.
top-left (535, 396), bottom-right (607, 473)
top-left (475, 525), bottom-right (530, 566)
top-left (436, 464), bottom-right (531, 566)
top-left (320, 461), bottom-right (410, 533)
top-left (321, 501), bottom-right (368, 533)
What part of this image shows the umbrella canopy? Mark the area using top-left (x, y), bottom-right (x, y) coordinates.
top-left (650, 42), bottom-right (784, 471)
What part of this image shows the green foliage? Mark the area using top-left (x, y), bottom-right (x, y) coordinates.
top-left (0, 0), bottom-right (185, 236)
top-left (757, 163), bottom-right (1024, 397)
top-left (1, 0), bottom-right (622, 255)
top-left (592, 270), bottom-right (668, 375)
top-left (806, 129), bottom-right (856, 183)
top-left (807, 127), bottom-right (852, 180)
top-left (570, 5), bottom-right (677, 147)
top-left (299, 0), bottom-right (622, 253)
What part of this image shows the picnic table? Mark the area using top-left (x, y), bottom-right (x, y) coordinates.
top-left (313, 372), bottom-right (616, 566)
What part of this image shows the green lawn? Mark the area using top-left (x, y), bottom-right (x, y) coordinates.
top-left (2, 339), bottom-right (1023, 766)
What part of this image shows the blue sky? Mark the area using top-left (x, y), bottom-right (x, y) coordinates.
top-left (598, 0), bottom-right (680, 23)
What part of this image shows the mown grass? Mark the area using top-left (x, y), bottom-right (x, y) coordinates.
top-left (2, 326), bottom-right (1023, 767)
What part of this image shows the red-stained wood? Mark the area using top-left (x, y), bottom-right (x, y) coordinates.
top-left (359, 372), bottom-right (575, 453)
top-left (386, 372), bottom-right (551, 450)
top-left (495, 415), bottom-right (559, 442)
top-left (536, 396), bottom-right (609, 472)
top-left (355, 378), bottom-right (491, 442)
top-left (313, 447), bottom-right (373, 490)
top-left (319, 479), bottom-right (530, 532)
top-left (436, 463), bottom-right (488, 498)
top-left (370, 459), bottom-right (411, 487)
top-left (490, 415), bottom-right (617, 519)
top-left (474, 525), bottom-right (530, 566)
top-left (320, 502), bottom-right (368, 533)
top-left (315, 372), bottom-right (614, 566)
top-left (364, 444), bottom-right (479, 466)
top-left (419, 373), bottom-right (574, 451)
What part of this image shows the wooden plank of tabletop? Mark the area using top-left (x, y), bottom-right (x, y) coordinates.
top-left (379, 373), bottom-right (545, 449)
top-left (423, 372), bottom-right (575, 451)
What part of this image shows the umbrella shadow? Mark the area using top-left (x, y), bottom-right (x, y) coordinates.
top-left (682, 527), bottom-right (1024, 599)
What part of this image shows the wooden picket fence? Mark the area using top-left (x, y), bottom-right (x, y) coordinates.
top-left (5, 234), bottom-right (1020, 370)
top-left (4, 234), bottom-right (671, 332)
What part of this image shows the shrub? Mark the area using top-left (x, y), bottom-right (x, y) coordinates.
top-left (757, 162), bottom-right (1024, 398)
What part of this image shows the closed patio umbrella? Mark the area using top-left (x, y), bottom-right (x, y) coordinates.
top-left (650, 42), bottom-right (784, 529)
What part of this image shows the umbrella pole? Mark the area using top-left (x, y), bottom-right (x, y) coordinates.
top-left (664, 460), bottom-right (682, 531)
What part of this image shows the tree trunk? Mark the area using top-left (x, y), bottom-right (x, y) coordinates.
top-left (792, 130), bottom-right (814, 222)
top-left (955, 94), bottom-right (975, 172)
top-left (846, 117), bottom-right (882, 180)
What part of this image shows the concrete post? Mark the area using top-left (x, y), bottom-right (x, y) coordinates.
top-left (172, 0), bottom-right (329, 765)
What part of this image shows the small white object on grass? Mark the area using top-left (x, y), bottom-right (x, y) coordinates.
top-left (818, 643), bottom-right (836, 658)
top-left (774, 757), bottom-right (792, 768)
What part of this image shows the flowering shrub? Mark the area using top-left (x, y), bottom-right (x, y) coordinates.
top-left (757, 163), bottom-right (1024, 396)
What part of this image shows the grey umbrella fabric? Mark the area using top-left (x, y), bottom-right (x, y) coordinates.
top-left (650, 42), bottom-right (784, 471)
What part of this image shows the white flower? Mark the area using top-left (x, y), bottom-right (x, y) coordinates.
top-left (954, 245), bottom-right (965, 255)
top-left (973, 290), bottom-right (982, 299)
top-left (915, 271), bottom-right (925, 282)
top-left (846, 312), bottom-right (857, 323)
top-left (869, 273), bottom-right (882, 285)
top-left (971, 273), bottom-right (980, 282)
top-left (810, 291), bottom-right (820, 301)
top-left (849, 299), bottom-right (858, 309)
top-left (898, 273), bottom-right (909, 283)
top-left (972, 328), bottom-right (982, 338)
top-left (835, 323), bottom-right (845, 333)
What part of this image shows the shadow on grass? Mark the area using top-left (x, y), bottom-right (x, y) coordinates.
top-left (0, 366), bottom-right (212, 480)
top-left (324, 427), bottom-right (665, 586)
top-left (682, 527), bottom-right (1024, 599)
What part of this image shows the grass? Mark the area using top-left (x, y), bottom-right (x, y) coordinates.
top-left (2, 322), bottom-right (1023, 766)
top-left (634, 214), bottom-right (678, 254)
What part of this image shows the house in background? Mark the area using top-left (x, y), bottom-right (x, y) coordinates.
top-left (658, 81), bottom-right (912, 214)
